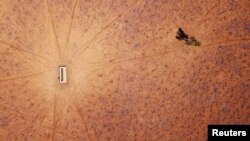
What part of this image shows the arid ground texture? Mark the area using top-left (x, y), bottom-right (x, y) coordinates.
top-left (0, 0), bottom-right (249, 141)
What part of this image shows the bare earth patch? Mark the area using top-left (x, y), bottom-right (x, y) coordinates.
top-left (0, 0), bottom-right (249, 141)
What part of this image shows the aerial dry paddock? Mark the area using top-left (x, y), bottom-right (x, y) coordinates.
top-left (0, 0), bottom-right (249, 141)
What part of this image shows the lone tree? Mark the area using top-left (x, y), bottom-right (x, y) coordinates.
top-left (176, 28), bottom-right (201, 46)
top-left (176, 28), bottom-right (188, 40)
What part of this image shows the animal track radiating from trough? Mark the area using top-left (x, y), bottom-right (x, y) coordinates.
top-left (67, 0), bottom-right (141, 63)
top-left (46, 0), bottom-right (61, 59)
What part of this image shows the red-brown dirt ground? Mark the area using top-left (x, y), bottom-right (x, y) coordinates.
top-left (0, 0), bottom-right (249, 141)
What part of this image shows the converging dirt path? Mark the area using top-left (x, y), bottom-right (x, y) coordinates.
top-left (0, 0), bottom-right (249, 141)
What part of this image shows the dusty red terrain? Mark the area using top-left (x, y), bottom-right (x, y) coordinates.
top-left (0, 0), bottom-right (249, 141)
